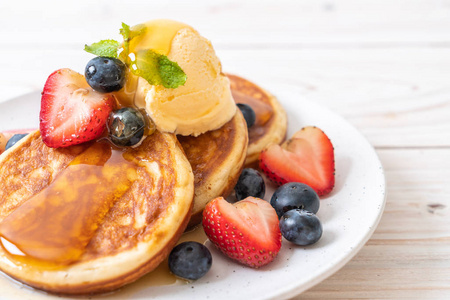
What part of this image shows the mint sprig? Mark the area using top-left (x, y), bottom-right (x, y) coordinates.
top-left (84, 40), bottom-right (120, 58)
top-left (118, 23), bottom-right (147, 64)
top-left (84, 23), bottom-right (186, 89)
top-left (120, 22), bottom-right (146, 43)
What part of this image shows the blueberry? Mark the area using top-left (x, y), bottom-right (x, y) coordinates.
top-left (107, 107), bottom-right (146, 147)
top-left (168, 241), bottom-right (212, 280)
top-left (271, 182), bottom-right (320, 219)
top-left (5, 133), bottom-right (28, 151)
top-left (234, 168), bottom-right (265, 201)
top-left (280, 209), bottom-right (322, 246)
top-left (85, 57), bottom-right (127, 93)
top-left (237, 103), bottom-right (256, 128)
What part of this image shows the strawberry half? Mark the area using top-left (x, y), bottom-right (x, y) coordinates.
top-left (202, 197), bottom-right (281, 268)
top-left (40, 68), bottom-right (115, 148)
top-left (259, 126), bottom-right (335, 196)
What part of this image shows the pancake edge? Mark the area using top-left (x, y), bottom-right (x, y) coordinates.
top-left (0, 132), bottom-right (195, 295)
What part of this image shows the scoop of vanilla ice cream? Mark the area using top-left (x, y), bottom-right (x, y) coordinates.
top-left (133, 23), bottom-right (236, 136)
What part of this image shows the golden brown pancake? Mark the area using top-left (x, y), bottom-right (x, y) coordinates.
top-left (0, 130), bottom-right (194, 294)
top-left (178, 110), bottom-right (248, 227)
top-left (227, 74), bottom-right (287, 167)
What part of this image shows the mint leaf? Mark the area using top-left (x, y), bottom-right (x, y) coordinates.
top-left (84, 39), bottom-right (120, 58)
top-left (131, 50), bottom-right (186, 89)
top-left (158, 55), bottom-right (188, 88)
top-left (119, 22), bottom-right (131, 42)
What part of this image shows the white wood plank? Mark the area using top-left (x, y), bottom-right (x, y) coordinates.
top-left (1, 0), bottom-right (450, 47)
top-left (299, 148), bottom-right (450, 299)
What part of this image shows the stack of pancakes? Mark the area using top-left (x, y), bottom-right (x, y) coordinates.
top-left (228, 74), bottom-right (287, 167)
top-left (0, 75), bottom-right (286, 294)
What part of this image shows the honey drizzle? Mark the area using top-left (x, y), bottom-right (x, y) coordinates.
top-left (0, 142), bottom-right (137, 267)
top-left (232, 89), bottom-right (274, 144)
top-left (129, 19), bottom-right (191, 56)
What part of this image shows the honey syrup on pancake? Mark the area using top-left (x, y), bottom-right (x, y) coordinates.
top-left (228, 75), bottom-right (275, 144)
top-left (0, 141), bottom-right (138, 268)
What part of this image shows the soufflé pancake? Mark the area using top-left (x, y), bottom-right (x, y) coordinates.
top-left (0, 130), bottom-right (194, 294)
top-left (178, 75), bottom-right (287, 225)
top-left (178, 109), bottom-right (248, 227)
top-left (228, 74), bottom-right (287, 167)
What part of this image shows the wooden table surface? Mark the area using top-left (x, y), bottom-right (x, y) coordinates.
top-left (1, 0), bottom-right (449, 299)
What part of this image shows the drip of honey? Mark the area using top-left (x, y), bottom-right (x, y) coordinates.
top-left (232, 90), bottom-right (273, 127)
top-left (0, 142), bottom-right (137, 267)
top-left (232, 89), bottom-right (274, 144)
top-left (129, 19), bottom-right (191, 56)
top-left (115, 71), bottom-right (140, 107)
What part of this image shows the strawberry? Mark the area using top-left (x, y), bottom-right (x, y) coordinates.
top-left (202, 197), bottom-right (281, 268)
top-left (259, 126), bottom-right (335, 196)
top-left (40, 68), bottom-right (115, 148)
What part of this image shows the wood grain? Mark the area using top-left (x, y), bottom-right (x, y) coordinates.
top-left (1, 0), bottom-right (450, 46)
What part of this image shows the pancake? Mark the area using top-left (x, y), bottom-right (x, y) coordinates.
top-left (0, 130), bottom-right (194, 294)
top-left (178, 110), bottom-right (248, 227)
top-left (227, 74), bottom-right (287, 167)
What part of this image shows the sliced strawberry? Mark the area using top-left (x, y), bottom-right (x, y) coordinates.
top-left (259, 126), bottom-right (335, 196)
top-left (202, 197), bottom-right (281, 268)
top-left (40, 69), bottom-right (115, 148)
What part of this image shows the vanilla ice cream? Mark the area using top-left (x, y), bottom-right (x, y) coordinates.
top-left (125, 19), bottom-right (236, 136)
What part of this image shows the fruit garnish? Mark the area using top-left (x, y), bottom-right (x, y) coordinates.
top-left (259, 126), bottom-right (335, 196)
top-left (279, 209), bottom-right (322, 246)
top-left (107, 107), bottom-right (148, 147)
top-left (85, 57), bottom-right (127, 93)
top-left (4, 134), bottom-right (28, 151)
top-left (84, 22), bottom-right (186, 89)
top-left (234, 168), bottom-right (265, 201)
top-left (40, 68), bottom-right (115, 148)
top-left (236, 103), bottom-right (256, 128)
top-left (202, 197), bottom-right (281, 268)
top-left (168, 241), bottom-right (212, 280)
top-left (0, 129), bottom-right (35, 154)
top-left (270, 182), bottom-right (320, 219)
top-left (84, 40), bottom-right (120, 58)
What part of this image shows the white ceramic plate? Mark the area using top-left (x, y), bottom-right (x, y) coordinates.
top-left (0, 86), bottom-right (386, 300)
